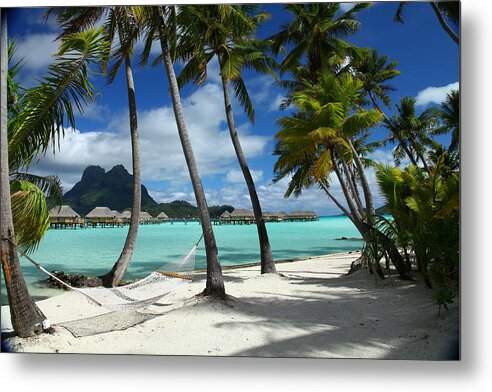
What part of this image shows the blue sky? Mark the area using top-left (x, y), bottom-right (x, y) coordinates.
top-left (7, 2), bottom-right (459, 215)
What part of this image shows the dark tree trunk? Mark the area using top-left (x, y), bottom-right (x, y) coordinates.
top-left (358, 221), bottom-right (413, 280)
top-left (100, 30), bottom-right (141, 287)
top-left (430, 2), bottom-right (459, 45)
top-left (0, 10), bottom-right (49, 337)
top-left (157, 7), bottom-right (225, 297)
top-left (348, 138), bottom-right (375, 217)
top-left (219, 70), bottom-right (276, 274)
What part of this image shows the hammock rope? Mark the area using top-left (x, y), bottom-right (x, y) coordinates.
top-left (3, 234), bottom-right (203, 312)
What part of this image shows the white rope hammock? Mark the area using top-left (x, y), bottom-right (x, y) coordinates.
top-left (12, 236), bottom-right (202, 312)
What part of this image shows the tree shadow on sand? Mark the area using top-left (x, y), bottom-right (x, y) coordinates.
top-left (188, 269), bottom-right (459, 360)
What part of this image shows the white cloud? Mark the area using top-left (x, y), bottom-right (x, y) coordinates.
top-left (225, 169), bottom-right (263, 183)
top-left (415, 82), bottom-right (459, 106)
top-left (13, 33), bottom-right (59, 84)
top-left (268, 94), bottom-right (284, 112)
top-left (30, 81), bottom-right (269, 191)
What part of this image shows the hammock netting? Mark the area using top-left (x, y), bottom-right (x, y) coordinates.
top-left (21, 241), bottom-right (199, 313)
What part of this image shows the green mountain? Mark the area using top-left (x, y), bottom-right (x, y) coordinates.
top-left (63, 165), bottom-right (157, 216)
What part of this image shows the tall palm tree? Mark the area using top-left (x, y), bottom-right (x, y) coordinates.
top-left (139, 6), bottom-right (225, 297)
top-left (46, 6), bottom-right (144, 287)
top-left (176, 5), bottom-right (278, 274)
top-left (270, 2), bottom-right (370, 84)
top-left (1, 10), bottom-right (108, 337)
top-left (1, 9), bottom-right (47, 338)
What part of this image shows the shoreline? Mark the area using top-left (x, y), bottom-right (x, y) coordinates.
top-left (1, 251), bottom-right (459, 359)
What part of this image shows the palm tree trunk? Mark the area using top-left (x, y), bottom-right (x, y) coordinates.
top-left (341, 159), bottom-right (365, 218)
top-left (0, 9), bottom-right (48, 337)
top-left (430, 2), bottom-right (459, 45)
top-left (157, 6), bottom-right (225, 297)
top-left (100, 53), bottom-right (141, 287)
top-left (219, 71), bottom-right (276, 274)
top-left (347, 138), bottom-right (375, 217)
top-left (331, 149), bottom-right (363, 222)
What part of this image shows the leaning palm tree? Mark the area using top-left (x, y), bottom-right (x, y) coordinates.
top-left (139, 5), bottom-right (225, 297)
top-left (46, 6), bottom-right (144, 287)
top-left (175, 5), bottom-right (277, 274)
top-left (1, 9), bottom-right (108, 337)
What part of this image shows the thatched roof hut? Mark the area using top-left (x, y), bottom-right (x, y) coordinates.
top-left (86, 207), bottom-right (115, 218)
top-left (264, 210), bottom-right (288, 221)
top-left (287, 210), bottom-right (319, 220)
top-left (220, 210), bottom-right (231, 219)
top-left (49, 205), bottom-right (80, 218)
top-left (139, 211), bottom-right (153, 221)
top-left (230, 208), bottom-right (255, 221)
top-left (156, 212), bottom-right (169, 220)
top-left (119, 210), bottom-right (131, 219)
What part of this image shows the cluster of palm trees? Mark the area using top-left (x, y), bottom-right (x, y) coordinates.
top-left (1, 3), bottom-right (459, 338)
top-left (272, 3), bottom-right (459, 308)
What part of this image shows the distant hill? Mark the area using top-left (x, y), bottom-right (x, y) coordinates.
top-left (63, 165), bottom-right (157, 216)
top-left (144, 200), bottom-right (234, 219)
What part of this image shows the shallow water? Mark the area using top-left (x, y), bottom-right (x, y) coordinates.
top-left (1, 216), bottom-right (362, 305)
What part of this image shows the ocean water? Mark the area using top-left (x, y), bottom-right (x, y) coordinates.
top-left (0, 216), bottom-right (362, 305)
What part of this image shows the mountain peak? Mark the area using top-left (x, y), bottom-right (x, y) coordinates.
top-left (63, 164), bottom-right (156, 215)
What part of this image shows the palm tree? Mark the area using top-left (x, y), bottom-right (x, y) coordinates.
top-left (176, 5), bottom-right (277, 274)
top-left (395, 2), bottom-right (459, 45)
top-left (46, 6), bottom-right (144, 287)
top-left (139, 6), bottom-right (225, 297)
top-left (375, 155), bottom-right (459, 307)
top-left (270, 2), bottom-right (370, 84)
top-left (1, 11), bottom-right (107, 337)
top-left (383, 97), bottom-right (439, 172)
top-left (274, 71), bottom-right (412, 280)
top-left (348, 48), bottom-right (400, 113)
top-left (6, 41), bottom-right (64, 254)
top-left (434, 89), bottom-right (459, 152)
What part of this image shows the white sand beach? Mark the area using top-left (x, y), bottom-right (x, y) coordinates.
top-left (1, 251), bottom-right (459, 359)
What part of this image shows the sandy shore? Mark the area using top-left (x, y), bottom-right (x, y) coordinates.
top-left (1, 251), bottom-right (459, 359)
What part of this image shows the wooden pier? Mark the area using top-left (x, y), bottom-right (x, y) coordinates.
top-left (212, 209), bottom-right (319, 225)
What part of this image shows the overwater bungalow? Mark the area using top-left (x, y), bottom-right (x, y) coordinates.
top-left (219, 210), bottom-right (231, 222)
top-left (264, 210), bottom-right (288, 222)
top-left (139, 211), bottom-right (154, 224)
top-left (49, 205), bottom-right (85, 229)
top-left (285, 210), bottom-right (319, 222)
top-left (156, 212), bottom-right (170, 222)
top-left (85, 207), bottom-right (121, 227)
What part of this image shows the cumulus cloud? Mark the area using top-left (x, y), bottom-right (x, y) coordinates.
top-left (225, 169), bottom-right (263, 183)
top-left (30, 82), bottom-right (269, 191)
top-left (415, 81), bottom-right (459, 106)
top-left (12, 33), bottom-right (59, 85)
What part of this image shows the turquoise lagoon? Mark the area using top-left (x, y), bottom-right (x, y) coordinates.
top-left (1, 216), bottom-right (362, 305)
